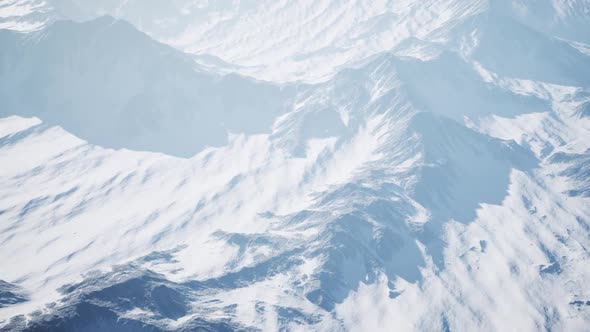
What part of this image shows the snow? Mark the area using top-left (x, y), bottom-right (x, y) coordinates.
top-left (337, 169), bottom-right (590, 331)
top-left (1, 0), bottom-right (590, 331)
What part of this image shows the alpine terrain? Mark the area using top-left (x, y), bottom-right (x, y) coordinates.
top-left (1, 0), bottom-right (590, 331)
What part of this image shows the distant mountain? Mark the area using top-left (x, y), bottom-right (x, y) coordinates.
top-left (3, 0), bottom-right (590, 82)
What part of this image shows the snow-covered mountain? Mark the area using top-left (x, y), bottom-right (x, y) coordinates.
top-left (0, 16), bottom-right (295, 157)
top-left (1, 0), bottom-right (590, 331)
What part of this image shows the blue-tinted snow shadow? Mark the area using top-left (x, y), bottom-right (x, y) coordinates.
top-left (0, 17), bottom-right (296, 158)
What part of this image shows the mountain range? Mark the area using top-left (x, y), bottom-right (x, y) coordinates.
top-left (1, 0), bottom-right (589, 331)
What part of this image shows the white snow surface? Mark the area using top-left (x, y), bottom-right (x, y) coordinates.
top-left (3, 0), bottom-right (590, 82)
top-left (1, 0), bottom-right (590, 331)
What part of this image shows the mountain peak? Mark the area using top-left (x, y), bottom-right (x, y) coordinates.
top-left (1, 1), bottom-right (589, 331)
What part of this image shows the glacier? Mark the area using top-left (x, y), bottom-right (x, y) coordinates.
top-left (1, 0), bottom-right (590, 331)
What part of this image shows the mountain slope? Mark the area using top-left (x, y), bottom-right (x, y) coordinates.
top-left (1, 1), bottom-right (590, 331)
top-left (0, 16), bottom-right (294, 157)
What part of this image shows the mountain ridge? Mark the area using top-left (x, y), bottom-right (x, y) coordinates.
top-left (1, 1), bottom-right (590, 331)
